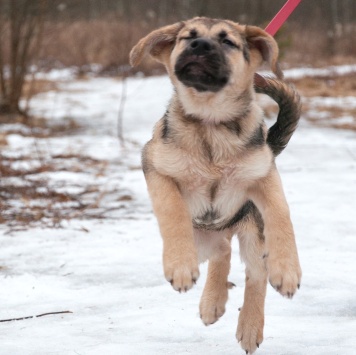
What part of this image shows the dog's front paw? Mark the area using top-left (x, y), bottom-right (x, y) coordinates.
top-left (163, 250), bottom-right (199, 292)
top-left (266, 254), bottom-right (302, 298)
top-left (237, 305), bottom-right (264, 354)
top-left (199, 286), bottom-right (228, 325)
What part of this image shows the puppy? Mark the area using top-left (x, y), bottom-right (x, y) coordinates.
top-left (130, 17), bottom-right (302, 354)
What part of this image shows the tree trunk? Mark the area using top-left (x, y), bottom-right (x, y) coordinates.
top-left (0, 0), bottom-right (46, 117)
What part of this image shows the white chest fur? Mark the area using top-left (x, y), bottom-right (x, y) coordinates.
top-left (153, 136), bottom-right (273, 225)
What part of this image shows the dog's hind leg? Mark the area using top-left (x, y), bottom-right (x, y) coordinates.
top-left (235, 207), bottom-right (268, 354)
top-left (195, 229), bottom-right (233, 326)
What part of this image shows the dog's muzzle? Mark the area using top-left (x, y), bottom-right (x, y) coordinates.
top-left (174, 38), bottom-right (230, 92)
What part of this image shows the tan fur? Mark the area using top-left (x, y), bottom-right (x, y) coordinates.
top-left (235, 215), bottom-right (268, 353)
top-left (132, 17), bottom-right (301, 354)
top-left (196, 229), bottom-right (233, 325)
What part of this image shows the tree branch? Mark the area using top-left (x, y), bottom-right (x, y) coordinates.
top-left (0, 310), bottom-right (73, 323)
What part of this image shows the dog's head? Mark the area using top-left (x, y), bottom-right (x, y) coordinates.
top-left (131, 17), bottom-right (281, 87)
top-left (130, 17), bottom-right (282, 121)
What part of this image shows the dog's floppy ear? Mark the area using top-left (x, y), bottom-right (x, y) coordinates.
top-left (245, 25), bottom-right (283, 79)
top-left (130, 22), bottom-right (184, 67)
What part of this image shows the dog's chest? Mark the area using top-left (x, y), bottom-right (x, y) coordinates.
top-left (184, 149), bottom-right (271, 220)
top-left (154, 132), bottom-right (272, 222)
top-left (156, 120), bottom-right (271, 184)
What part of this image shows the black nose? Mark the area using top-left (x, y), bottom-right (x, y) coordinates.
top-left (190, 38), bottom-right (213, 55)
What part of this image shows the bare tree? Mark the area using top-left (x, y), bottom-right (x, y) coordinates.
top-left (0, 0), bottom-right (46, 117)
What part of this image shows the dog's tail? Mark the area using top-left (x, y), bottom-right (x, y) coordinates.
top-left (254, 73), bottom-right (301, 156)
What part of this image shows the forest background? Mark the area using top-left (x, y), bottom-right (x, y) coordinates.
top-left (1, 0), bottom-right (356, 117)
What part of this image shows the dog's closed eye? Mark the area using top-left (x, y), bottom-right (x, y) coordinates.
top-left (179, 36), bottom-right (195, 41)
top-left (221, 38), bottom-right (240, 49)
top-left (179, 29), bottom-right (198, 41)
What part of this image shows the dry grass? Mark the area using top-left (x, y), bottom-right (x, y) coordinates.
top-left (291, 73), bottom-right (356, 98)
top-left (0, 110), bottom-right (132, 232)
top-left (22, 79), bottom-right (58, 99)
top-left (283, 23), bottom-right (356, 66)
top-left (0, 150), bottom-right (131, 233)
top-left (38, 19), bottom-right (164, 75)
top-left (33, 20), bottom-right (356, 75)
top-left (1, 14), bottom-right (356, 77)
top-left (0, 111), bottom-right (80, 136)
top-left (293, 73), bottom-right (356, 130)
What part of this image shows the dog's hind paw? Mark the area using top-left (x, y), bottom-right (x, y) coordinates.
top-left (236, 305), bottom-right (264, 354)
top-left (199, 286), bottom-right (228, 325)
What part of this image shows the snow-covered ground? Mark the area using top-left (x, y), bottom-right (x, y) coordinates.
top-left (1, 68), bottom-right (356, 355)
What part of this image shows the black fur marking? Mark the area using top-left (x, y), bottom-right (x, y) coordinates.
top-left (239, 106), bottom-right (251, 120)
top-left (246, 124), bottom-right (265, 149)
top-left (215, 200), bottom-right (265, 237)
top-left (221, 120), bottom-right (241, 135)
top-left (266, 90), bottom-right (300, 155)
top-left (251, 203), bottom-right (265, 241)
top-left (193, 202), bottom-right (251, 231)
top-left (183, 113), bottom-right (201, 124)
top-left (162, 112), bottom-right (170, 140)
top-left (242, 42), bottom-right (250, 63)
top-left (202, 139), bottom-right (213, 162)
top-left (236, 89), bottom-right (252, 106)
top-left (222, 200), bottom-right (253, 230)
top-left (254, 75), bottom-right (301, 156)
top-left (196, 208), bottom-right (220, 225)
top-left (209, 181), bottom-right (219, 201)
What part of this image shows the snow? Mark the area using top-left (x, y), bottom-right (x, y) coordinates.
top-left (1, 68), bottom-right (356, 355)
top-left (283, 64), bottom-right (356, 79)
top-left (308, 96), bottom-right (356, 109)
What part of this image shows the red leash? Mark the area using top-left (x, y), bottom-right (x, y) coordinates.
top-left (264, 0), bottom-right (302, 36)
